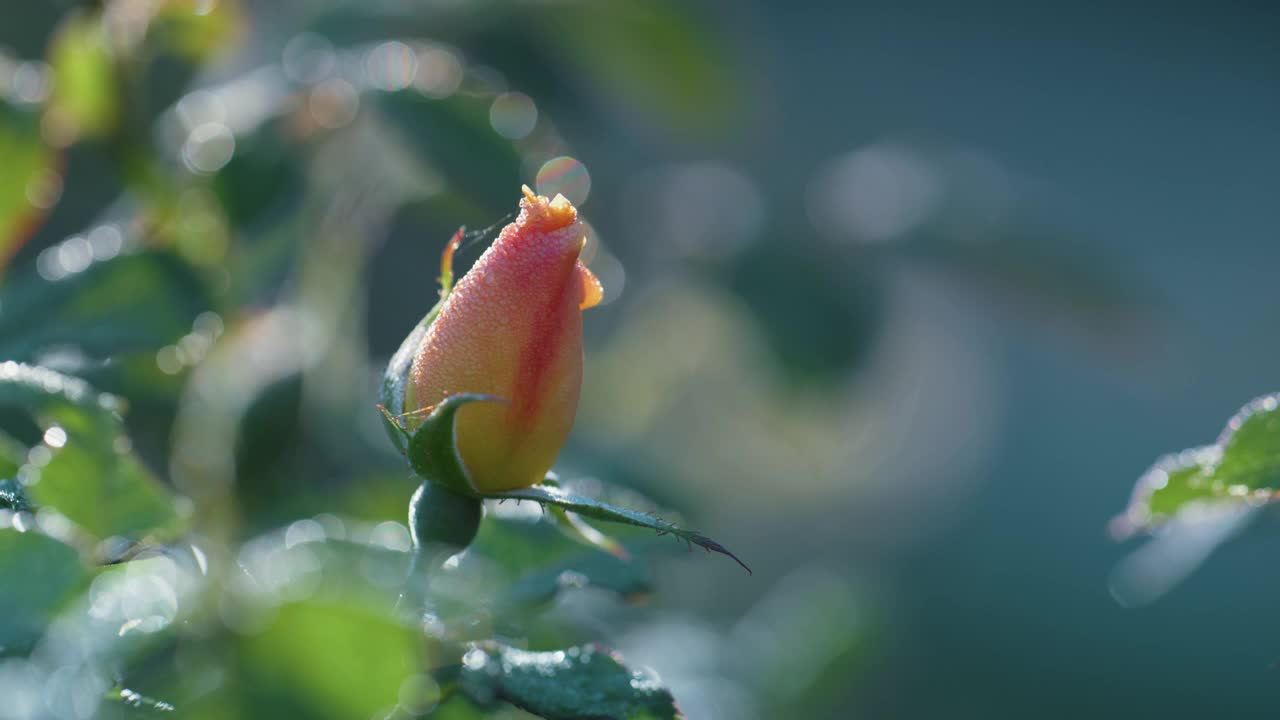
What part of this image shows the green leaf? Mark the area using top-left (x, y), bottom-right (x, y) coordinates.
top-left (146, 0), bottom-right (242, 62)
top-left (0, 361), bottom-right (106, 410)
top-left (34, 424), bottom-right (179, 541)
top-left (404, 394), bottom-right (503, 496)
top-left (0, 101), bottom-right (56, 270)
top-left (1141, 448), bottom-right (1219, 518)
top-left (106, 687), bottom-right (175, 714)
top-left (0, 250), bottom-right (213, 362)
top-left (1210, 396), bottom-right (1280, 488)
top-left (481, 482), bottom-right (749, 573)
top-left (0, 431), bottom-right (23, 480)
top-left (217, 526), bottom-right (425, 718)
top-left (460, 641), bottom-right (682, 720)
top-left (238, 599), bottom-right (423, 720)
top-left (0, 363), bottom-right (179, 540)
top-left (0, 478), bottom-right (32, 512)
top-left (0, 528), bottom-right (88, 652)
top-left (47, 10), bottom-right (119, 142)
top-left (1118, 394), bottom-right (1280, 534)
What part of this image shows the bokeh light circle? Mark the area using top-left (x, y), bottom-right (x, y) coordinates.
top-left (365, 41), bottom-right (417, 91)
top-left (182, 122), bottom-right (236, 174)
top-left (489, 92), bottom-right (537, 139)
top-left (414, 45), bottom-right (463, 99)
top-left (535, 156), bottom-right (591, 206)
top-left (308, 79), bottom-right (359, 129)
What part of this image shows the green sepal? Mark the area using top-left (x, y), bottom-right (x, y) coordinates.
top-left (406, 393), bottom-right (503, 496)
top-left (378, 314), bottom-right (433, 455)
top-left (482, 481), bottom-right (750, 573)
top-left (536, 473), bottom-right (629, 559)
top-left (378, 227), bottom-right (464, 452)
top-left (547, 505), bottom-right (630, 561)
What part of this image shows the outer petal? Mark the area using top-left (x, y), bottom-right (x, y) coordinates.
top-left (409, 188), bottom-right (600, 491)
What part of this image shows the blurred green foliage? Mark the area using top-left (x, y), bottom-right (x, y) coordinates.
top-left (0, 2), bottom-right (847, 717)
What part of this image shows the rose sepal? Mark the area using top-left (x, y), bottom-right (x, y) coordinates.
top-left (389, 395), bottom-right (749, 572)
top-left (404, 392), bottom-right (505, 496)
top-left (378, 227), bottom-right (463, 453)
top-left (482, 476), bottom-right (751, 574)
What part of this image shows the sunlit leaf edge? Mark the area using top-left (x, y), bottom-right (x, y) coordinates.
top-left (459, 640), bottom-right (684, 720)
top-left (1117, 393), bottom-right (1280, 535)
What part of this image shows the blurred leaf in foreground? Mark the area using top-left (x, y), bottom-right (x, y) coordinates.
top-left (0, 363), bottom-right (180, 542)
top-left (32, 413), bottom-right (179, 542)
top-left (0, 528), bottom-right (88, 652)
top-left (238, 599), bottom-right (423, 720)
top-left (0, 100), bottom-right (58, 271)
top-left (0, 250), bottom-right (213, 362)
top-left (104, 687), bottom-right (175, 715)
top-left (45, 10), bottom-right (118, 144)
top-left (147, 0), bottom-right (245, 62)
top-left (460, 641), bottom-right (681, 720)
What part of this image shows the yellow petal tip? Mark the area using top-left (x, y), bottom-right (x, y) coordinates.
top-left (576, 262), bottom-right (603, 310)
top-left (519, 185), bottom-right (577, 231)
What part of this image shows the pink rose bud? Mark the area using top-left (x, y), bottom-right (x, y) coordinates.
top-left (407, 186), bottom-right (602, 492)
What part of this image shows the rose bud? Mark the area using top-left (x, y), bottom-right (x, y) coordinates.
top-left (406, 186), bottom-right (603, 492)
